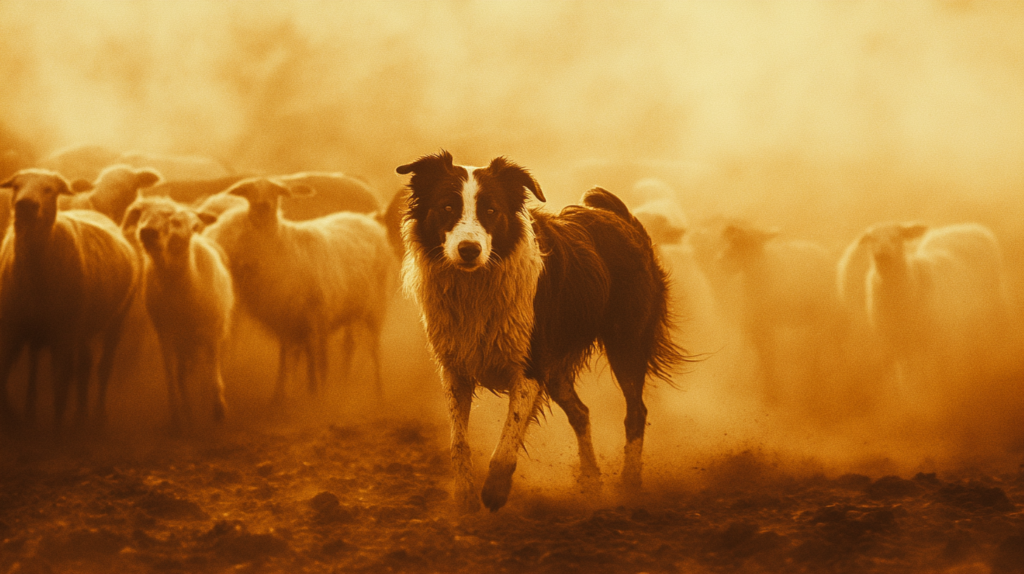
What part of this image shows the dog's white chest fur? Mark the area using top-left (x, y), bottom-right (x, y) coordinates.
top-left (402, 216), bottom-right (543, 390)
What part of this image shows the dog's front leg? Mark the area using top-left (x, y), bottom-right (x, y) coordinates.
top-left (442, 368), bottom-right (479, 513)
top-left (481, 375), bottom-right (541, 512)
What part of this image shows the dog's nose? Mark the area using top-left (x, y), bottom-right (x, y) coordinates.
top-left (458, 241), bottom-right (482, 263)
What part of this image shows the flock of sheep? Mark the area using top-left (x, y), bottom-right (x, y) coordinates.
top-left (633, 178), bottom-right (1017, 416)
top-left (0, 143), bottom-right (1018, 436)
top-left (0, 145), bottom-right (398, 433)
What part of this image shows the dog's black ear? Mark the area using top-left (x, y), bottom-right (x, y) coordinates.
top-left (396, 150), bottom-right (455, 176)
top-left (487, 156), bottom-right (545, 202)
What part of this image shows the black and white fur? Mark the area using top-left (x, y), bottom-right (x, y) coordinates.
top-left (398, 151), bottom-right (686, 512)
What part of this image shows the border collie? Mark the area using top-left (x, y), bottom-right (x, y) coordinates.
top-left (397, 151), bottom-right (685, 512)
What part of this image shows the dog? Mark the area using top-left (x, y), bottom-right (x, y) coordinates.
top-left (397, 151), bottom-right (687, 512)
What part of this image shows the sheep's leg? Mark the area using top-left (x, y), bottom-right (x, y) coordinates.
top-left (158, 336), bottom-right (180, 430)
top-left (442, 368), bottom-right (479, 513)
top-left (176, 352), bottom-right (193, 425)
top-left (271, 340), bottom-right (293, 405)
top-left (51, 344), bottom-right (75, 434)
top-left (367, 321), bottom-right (385, 402)
top-left (481, 374), bottom-right (542, 512)
top-left (0, 337), bottom-right (22, 432)
top-left (316, 335), bottom-right (329, 396)
top-left (24, 345), bottom-right (40, 428)
top-left (73, 343), bottom-right (93, 430)
top-left (549, 371), bottom-right (601, 494)
top-left (337, 326), bottom-right (355, 389)
top-left (304, 330), bottom-right (324, 396)
top-left (94, 322), bottom-right (126, 430)
top-left (209, 343), bottom-right (227, 424)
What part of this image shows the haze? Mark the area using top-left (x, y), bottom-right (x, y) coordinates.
top-left (1, 0), bottom-right (1022, 485)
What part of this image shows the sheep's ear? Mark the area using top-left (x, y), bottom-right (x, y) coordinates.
top-left (488, 156), bottom-right (545, 202)
top-left (70, 178), bottom-right (94, 193)
top-left (227, 180), bottom-right (256, 201)
top-left (135, 168), bottom-right (162, 189)
top-left (899, 222), bottom-right (928, 240)
top-left (0, 175), bottom-right (14, 189)
top-left (121, 205), bottom-right (142, 231)
top-left (396, 150), bottom-right (454, 176)
top-left (194, 211), bottom-right (218, 228)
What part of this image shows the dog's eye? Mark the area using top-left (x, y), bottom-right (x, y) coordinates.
top-left (486, 208), bottom-right (495, 215)
top-left (444, 205), bottom-right (453, 213)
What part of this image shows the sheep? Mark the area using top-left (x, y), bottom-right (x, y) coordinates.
top-left (144, 175), bottom-right (249, 205)
top-left (0, 169), bottom-right (138, 431)
top-left (116, 150), bottom-right (232, 181)
top-left (202, 177), bottom-right (397, 403)
top-left (121, 196), bottom-right (233, 429)
top-left (37, 144), bottom-right (120, 181)
top-left (631, 180), bottom-right (689, 246)
top-left (381, 188), bottom-right (410, 260)
top-left (857, 222), bottom-right (1010, 382)
top-left (713, 223), bottom-right (847, 404)
top-left (147, 171), bottom-right (380, 220)
top-left (59, 164), bottom-right (163, 225)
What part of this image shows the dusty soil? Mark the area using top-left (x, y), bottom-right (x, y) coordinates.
top-left (1, 414), bottom-right (1022, 574)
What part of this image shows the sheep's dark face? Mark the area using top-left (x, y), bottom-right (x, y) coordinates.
top-left (398, 151), bottom-right (543, 271)
top-left (0, 169), bottom-right (72, 231)
top-left (863, 223), bottom-right (928, 272)
top-left (126, 197), bottom-right (205, 271)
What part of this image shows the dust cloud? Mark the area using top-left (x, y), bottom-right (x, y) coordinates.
top-left (1, 0), bottom-right (1022, 496)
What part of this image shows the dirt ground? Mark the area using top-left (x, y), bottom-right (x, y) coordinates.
top-left (0, 410), bottom-right (1022, 574)
top-left (0, 297), bottom-right (1022, 574)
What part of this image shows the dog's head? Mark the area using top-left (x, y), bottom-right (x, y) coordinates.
top-left (397, 151), bottom-right (544, 271)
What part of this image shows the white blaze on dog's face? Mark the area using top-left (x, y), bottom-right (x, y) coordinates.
top-left (443, 165), bottom-right (490, 270)
top-left (397, 151), bottom-right (545, 272)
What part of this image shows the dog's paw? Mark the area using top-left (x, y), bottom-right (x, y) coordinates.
top-left (481, 463), bottom-right (515, 512)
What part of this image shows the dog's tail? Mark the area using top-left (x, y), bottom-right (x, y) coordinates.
top-left (581, 186), bottom-right (631, 219)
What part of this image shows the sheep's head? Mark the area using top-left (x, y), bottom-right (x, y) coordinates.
top-left (859, 222), bottom-right (928, 270)
top-left (88, 164), bottom-right (163, 225)
top-left (717, 223), bottom-right (780, 273)
top-left (633, 197), bottom-right (688, 245)
top-left (0, 169), bottom-right (74, 231)
top-left (123, 196), bottom-right (216, 270)
top-left (226, 177), bottom-right (314, 229)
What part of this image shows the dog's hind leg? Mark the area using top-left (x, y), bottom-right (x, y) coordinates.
top-left (606, 346), bottom-right (648, 492)
top-left (549, 371), bottom-right (601, 494)
top-left (482, 375), bottom-right (542, 512)
top-left (443, 368), bottom-right (479, 513)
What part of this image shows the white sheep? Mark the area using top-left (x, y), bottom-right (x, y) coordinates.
top-left (857, 222), bottom-right (1010, 381)
top-left (714, 223), bottom-right (847, 404)
top-left (149, 171), bottom-right (381, 221)
top-left (59, 164), bottom-right (163, 225)
top-left (37, 143), bottom-right (120, 181)
top-left (0, 169), bottom-right (138, 431)
top-left (629, 178), bottom-right (689, 245)
top-left (121, 196), bottom-right (233, 429)
top-left (116, 150), bottom-right (231, 181)
top-left (203, 177), bottom-right (397, 403)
